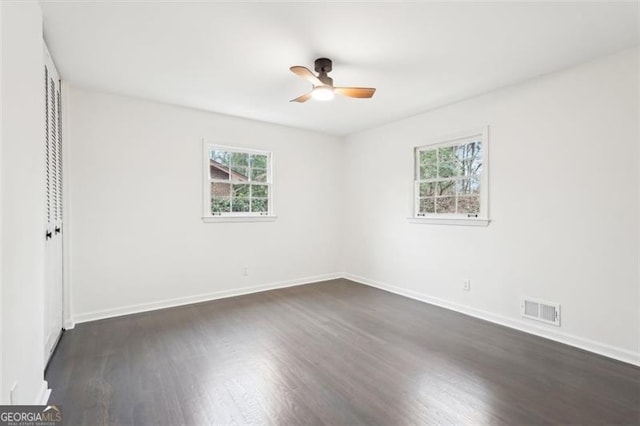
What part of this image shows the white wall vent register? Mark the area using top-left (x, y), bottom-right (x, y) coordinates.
top-left (521, 298), bottom-right (561, 326)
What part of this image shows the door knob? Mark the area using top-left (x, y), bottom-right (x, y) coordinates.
top-left (46, 230), bottom-right (52, 240)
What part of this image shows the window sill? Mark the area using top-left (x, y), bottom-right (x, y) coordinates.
top-left (408, 217), bottom-right (490, 227)
top-left (202, 216), bottom-right (277, 223)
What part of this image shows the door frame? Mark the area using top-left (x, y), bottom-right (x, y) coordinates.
top-left (43, 43), bottom-right (64, 364)
top-left (60, 80), bottom-right (72, 331)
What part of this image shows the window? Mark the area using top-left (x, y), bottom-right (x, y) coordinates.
top-left (412, 128), bottom-right (489, 226)
top-left (203, 143), bottom-right (274, 221)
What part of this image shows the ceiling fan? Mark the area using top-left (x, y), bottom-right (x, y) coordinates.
top-left (289, 58), bottom-right (376, 103)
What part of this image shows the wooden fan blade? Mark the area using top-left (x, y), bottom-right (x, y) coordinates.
top-left (290, 66), bottom-right (322, 86)
top-left (290, 92), bottom-right (313, 103)
top-left (334, 87), bottom-right (376, 99)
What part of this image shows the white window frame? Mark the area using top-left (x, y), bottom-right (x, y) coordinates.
top-left (409, 127), bottom-right (489, 227)
top-left (202, 141), bottom-right (276, 223)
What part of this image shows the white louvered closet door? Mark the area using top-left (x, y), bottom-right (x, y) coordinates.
top-left (44, 45), bottom-right (63, 364)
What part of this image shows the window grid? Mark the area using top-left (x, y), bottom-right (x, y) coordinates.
top-left (205, 145), bottom-right (273, 217)
top-left (414, 133), bottom-right (486, 219)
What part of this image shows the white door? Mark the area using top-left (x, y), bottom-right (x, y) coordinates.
top-left (44, 45), bottom-right (63, 364)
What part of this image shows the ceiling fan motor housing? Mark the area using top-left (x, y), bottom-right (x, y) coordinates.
top-left (314, 57), bottom-right (333, 73)
top-left (314, 58), bottom-right (334, 86)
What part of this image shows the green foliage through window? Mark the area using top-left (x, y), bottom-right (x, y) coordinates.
top-left (416, 138), bottom-right (483, 216)
top-left (208, 146), bottom-right (271, 216)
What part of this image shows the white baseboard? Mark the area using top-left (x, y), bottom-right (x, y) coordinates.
top-left (36, 381), bottom-right (51, 405)
top-left (72, 273), bottom-right (341, 325)
top-left (344, 273), bottom-right (640, 367)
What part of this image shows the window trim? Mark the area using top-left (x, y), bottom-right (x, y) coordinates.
top-left (410, 127), bottom-right (489, 227)
top-left (202, 141), bottom-right (276, 222)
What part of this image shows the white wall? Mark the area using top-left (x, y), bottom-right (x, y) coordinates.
top-left (67, 89), bottom-right (343, 321)
top-left (343, 49), bottom-right (639, 364)
top-left (1, 1), bottom-right (48, 403)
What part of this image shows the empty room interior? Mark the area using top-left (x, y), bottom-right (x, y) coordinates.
top-left (1, 1), bottom-right (639, 424)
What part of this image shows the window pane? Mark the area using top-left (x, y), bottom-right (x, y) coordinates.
top-left (251, 154), bottom-right (267, 169)
top-left (230, 166), bottom-right (249, 181)
top-left (438, 162), bottom-right (460, 178)
top-left (252, 198), bottom-right (268, 213)
top-left (251, 184), bottom-right (268, 198)
top-left (210, 150), bottom-right (229, 165)
top-left (436, 197), bottom-right (456, 213)
top-left (250, 168), bottom-right (267, 182)
top-left (419, 197), bottom-right (435, 213)
top-left (469, 140), bottom-right (483, 157)
top-left (419, 182), bottom-right (435, 197)
top-left (230, 152), bottom-right (249, 167)
top-left (232, 184), bottom-right (249, 197)
top-left (471, 160), bottom-right (483, 176)
top-left (210, 164), bottom-right (229, 180)
top-left (457, 196), bottom-right (480, 214)
top-left (419, 150), bottom-right (437, 179)
top-left (211, 197), bottom-right (231, 213)
top-left (457, 177), bottom-right (480, 195)
top-left (436, 180), bottom-right (456, 196)
top-left (460, 158), bottom-right (482, 177)
top-left (210, 150), bottom-right (230, 180)
top-left (459, 141), bottom-right (482, 176)
top-left (420, 166), bottom-right (437, 180)
top-left (420, 150), bottom-right (436, 167)
top-left (211, 182), bottom-right (231, 197)
top-left (438, 146), bottom-right (456, 162)
top-left (231, 198), bottom-right (250, 212)
top-left (456, 141), bottom-right (482, 160)
top-left (455, 145), bottom-right (467, 161)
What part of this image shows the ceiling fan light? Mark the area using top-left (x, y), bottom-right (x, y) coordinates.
top-left (311, 86), bottom-right (334, 101)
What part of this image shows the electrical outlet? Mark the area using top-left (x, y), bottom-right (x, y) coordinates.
top-left (9, 382), bottom-right (17, 404)
top-left (241, 265), bottom-right (249, 276)
top-left (463, 280), bottom-right (471, 292)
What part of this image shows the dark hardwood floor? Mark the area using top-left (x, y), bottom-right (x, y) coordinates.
top-left (46, 279), bottom-right (640, 425)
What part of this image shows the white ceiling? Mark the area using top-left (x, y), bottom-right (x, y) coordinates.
top-left (40, 1), bottom-right (638, 136)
